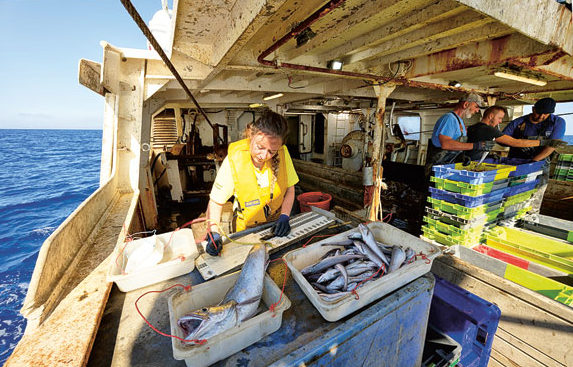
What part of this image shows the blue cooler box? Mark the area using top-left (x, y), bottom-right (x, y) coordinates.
top-left (429, 276), bottom-right (501, 367)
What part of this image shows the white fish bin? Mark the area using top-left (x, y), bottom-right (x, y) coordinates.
top-left (107, 228), bottom-right (198, 292)
top-left (168, 271), bottom-right (291, 367)
top-left (284, 221), bottom-right (441, 321)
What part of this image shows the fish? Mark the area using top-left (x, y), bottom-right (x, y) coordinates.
top-left (358, 224), bottom-right (390, 266)
top-left (177, 244), bottom-right (268, 341)
top-left (335, 263), bottom-right (348, 290)
top-left (319, 291), bottom-right (350, 302)
top-left (352, 240), bottom-right (385, 269)
top-left (316, 267), bottom-right (340, 283)
top-left (301, 254), bottom-right (363, 275)
top-left (388, 246), bottom-right (406, 273)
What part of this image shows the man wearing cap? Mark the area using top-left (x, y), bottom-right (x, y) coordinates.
top-left (502, 97), bottom-right (567, 213)
top-left (425, 93), bottom-right (492, 175)
top-left (502, 97), bottom-right (566, 162)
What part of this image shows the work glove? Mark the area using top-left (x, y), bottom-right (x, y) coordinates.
top-left (539, 139), bottom-right (568, 148)
top-left (205, 232), bottom-right (223, 256)
top-left (272, 214), bottom-right (291, 237)
top-left (473, 140), bottom-right (495, 151)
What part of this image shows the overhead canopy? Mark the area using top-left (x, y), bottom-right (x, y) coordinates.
top-left (119, 0), bottom-right (573, 109)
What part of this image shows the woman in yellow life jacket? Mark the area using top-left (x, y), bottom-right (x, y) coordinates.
top-left (205, 110), bottom-right (299, 256)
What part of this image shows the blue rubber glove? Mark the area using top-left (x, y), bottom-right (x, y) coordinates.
top-left (273, 214), bottom-right (291, 237)
top-left (205, 232), bottom-right (223, 256)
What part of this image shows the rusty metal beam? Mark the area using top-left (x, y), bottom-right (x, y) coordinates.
top-left (456, 0), bottom-right (573, 55)
top-left (346, 10), bottom-right (493, 65)
top-left (316, 0), bottom-right (465, 63)
top-left (404, 33), bottom-right (556, 79)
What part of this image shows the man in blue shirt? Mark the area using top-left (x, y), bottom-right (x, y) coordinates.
top-left (502, 97), bottom-right (566, 162)
top-left (502, 97), bottom-right (567, 214)
top-left (425, 93), bottom-right (493, 175)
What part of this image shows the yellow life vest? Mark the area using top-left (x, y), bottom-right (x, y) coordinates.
top-left (228, 139), bottom-right (288, 231)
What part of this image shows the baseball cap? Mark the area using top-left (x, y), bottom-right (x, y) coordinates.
top-left (533, 97), bottom-right (556, 114)
top-left (460, 93), bottom-right (486, 108)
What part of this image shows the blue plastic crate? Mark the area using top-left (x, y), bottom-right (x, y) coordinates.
top-left (429, 276), bottom-right (501, 367)
top-left (432, 162), bottom-right (515, 184)
top-left (429, 187), bottom-right (507, 208)
top-left (484, 157), bottom-right (546, 177)
top-left (503, 179), bottom-right (539, 198)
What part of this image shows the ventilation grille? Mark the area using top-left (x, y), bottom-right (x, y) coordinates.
top-left (152, 110), bottom-right (178, 150)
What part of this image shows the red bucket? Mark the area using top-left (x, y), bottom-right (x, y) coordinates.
top-left (297, 192), bottom-right (332, 213)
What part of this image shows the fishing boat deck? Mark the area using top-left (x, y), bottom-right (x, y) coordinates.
top-left (86, 224), bottom-right (433, 366)
top-left (7, 192), bottom-right (137, 366)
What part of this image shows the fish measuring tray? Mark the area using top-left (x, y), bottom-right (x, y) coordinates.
top-left (107, 228), bottom-right (198, 292)
top-left (283, 221), bottom-right (441, 322)
top-left (168, 272), bottom-right (291, 367)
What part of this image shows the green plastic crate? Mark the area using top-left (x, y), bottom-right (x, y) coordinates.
top-left (503, 189), bottom-right (537, 207)
top-left (425, 207), bottom-right (501, 230)
top-left (430, 176), bottom-right (509, 196)
top-left (557, 153), bottom-right (573, 163)
top-left (422, 225), bottom-right (482, 247)
top-left (424, 216), bottom-right (485, 238)
top-left (426, 197), bottom-right (503, 220)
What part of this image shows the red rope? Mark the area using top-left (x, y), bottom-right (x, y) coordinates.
top-left (268, 258), bottom-right (288, 316)
top-left (302, 234), bottom-right (334, 248)
top-left (134, 283), bottom-right (207, 345)
top-left (415, 251), bottom-right (431, 264)
top-left (351, 263), bottom-right (386, 300)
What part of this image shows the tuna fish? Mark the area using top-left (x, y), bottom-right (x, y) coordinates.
top-left (177, 244), bottom-right (268, 341)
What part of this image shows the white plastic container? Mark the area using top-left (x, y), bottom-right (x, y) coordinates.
top-left (108, 228), bottom-right (198, 292)
top-left (168, 272), bottom-right (291, 367)
top-left (284, 221), bottom-right (441, 322)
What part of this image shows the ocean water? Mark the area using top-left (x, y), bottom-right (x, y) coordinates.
top-left (564, 135), bottom-right (573, 145)
top-left (0, 129), bottom-right (101, 363)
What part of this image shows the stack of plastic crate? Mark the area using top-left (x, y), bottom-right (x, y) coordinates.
top-left (499, 158), bottom-right (545, 221)
top-left (554, 153), bottom-right (573, 182)
top-left (422, 162), bottom-right (515, 247)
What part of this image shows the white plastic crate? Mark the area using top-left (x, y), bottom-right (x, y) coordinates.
top-left (168, 271), bottom-right (291, 367)
top-left (107, 228), bottom-right (198, 292)
top-left (284, 221), bottom-right (441, 322)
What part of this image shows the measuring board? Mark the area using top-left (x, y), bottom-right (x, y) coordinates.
top-left (195, 210), bottom-right (336, 280)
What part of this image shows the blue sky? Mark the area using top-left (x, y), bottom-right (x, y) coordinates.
top-left (0, 0), bottom-right (572, 134)
top-left (0, 0), bottom-right (160, 129)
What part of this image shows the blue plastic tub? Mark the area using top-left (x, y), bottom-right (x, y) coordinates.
top-left (503, 179), bottom-right (539, 198)
top-left (484, 157), bottom-right (546, 177)
top-left (429, 187), bottom-right (507, 208)
top-left (429, 276), bottom-right (501, 367)
top-left (432, 162), bottom-right (515, 184)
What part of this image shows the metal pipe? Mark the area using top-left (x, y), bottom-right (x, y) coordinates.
top-left (257, 0), bottom-right (503, 96)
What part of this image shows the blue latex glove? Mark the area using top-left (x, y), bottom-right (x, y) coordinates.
top-left (205, 232), bottom-right (223, 256)
top-left (272, 214), bottom-right (291, 237)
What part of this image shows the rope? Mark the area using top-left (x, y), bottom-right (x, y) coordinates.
top-left (134, 283), bottom-right (207, 345)
top-left (119, 0), bottom-right (222, 145)
top-left (415, 251), bottom-right (431, 264)
top-left (351, 263), bottom-right (386, 300)
top-left (302, 234), bottom-right (334, 248)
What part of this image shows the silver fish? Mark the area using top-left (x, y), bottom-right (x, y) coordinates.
top-left (388, 245), bottom-right (406, 273)
top-left (335, 263), bottom-right (348, 290)
top-left (358, 224), bottom-right (390, 266)
top-left (321, 238), bottom-right (354, 247)
top-left (178, 244), bottom-right (268, 341)
top-left (301, 254), bottom-right (363, 275)
top-left (405, 247), bottom-right (416, 263)
top-left (352, 240), bottom-right (384, 269)
top-left (326, 274), bottom-right (346, 291)
top-left (316, 267), bottom-right (340, 283)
